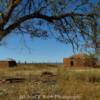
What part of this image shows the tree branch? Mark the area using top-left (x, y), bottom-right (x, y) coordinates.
top-left (1, 12), bottom-right (96, 40)
top-left (2, 0), bottom-right (21, 27)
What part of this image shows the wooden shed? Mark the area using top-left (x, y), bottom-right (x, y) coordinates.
top-left (0, 60), bottom-right (17, 68)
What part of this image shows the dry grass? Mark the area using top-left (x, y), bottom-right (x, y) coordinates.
top-left (0, 64), bottom-right (100, 100)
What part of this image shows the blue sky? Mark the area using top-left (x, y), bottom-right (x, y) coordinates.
top-left (0, 32), bottom-right (75, 63)
top-left (0, 0), bottom-right (98, 63)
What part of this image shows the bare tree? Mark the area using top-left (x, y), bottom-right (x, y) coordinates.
top-left (0, 0), bottom-right (100, 54)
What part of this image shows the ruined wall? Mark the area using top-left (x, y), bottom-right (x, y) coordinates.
top-left (63, 57), bottom-right (96, 67)
top-left (0, 61), bottom-right (17, 68)
top-left (63, 58), bottom-right (70, 67)
top-left (0, 61), bottom-right (9, 68)
top-left (63, 58), bottom-right (87, 67)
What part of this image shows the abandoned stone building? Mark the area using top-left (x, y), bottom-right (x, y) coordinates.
top-left (0, 60), bottom-right (17, 68)
top-left (63, 54), bottom-right (97, 67)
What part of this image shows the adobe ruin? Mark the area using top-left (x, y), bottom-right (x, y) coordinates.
top-left (0, 60), bottom-right (17, 68)
top-left (63, 54), bottom-right (97, 67)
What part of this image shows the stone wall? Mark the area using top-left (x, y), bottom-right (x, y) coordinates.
top-left (63, 58), bottom-right (85, 67)
top-left (0, 61), bottom-right (9, 68)
top-left (0, 61), bottom-right (17, 68)
top-left (63, 57), bottom-right (99, 67)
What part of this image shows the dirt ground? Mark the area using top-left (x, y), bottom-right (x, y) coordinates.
top-left (0, 64), bottom-right (100, 100)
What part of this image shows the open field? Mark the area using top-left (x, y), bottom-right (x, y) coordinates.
top-left (0, 64), bottom-right (100, 100)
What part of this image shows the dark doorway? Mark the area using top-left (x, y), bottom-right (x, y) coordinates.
top-left (70, 61), bottom-right (74, 66)
top-left (9, 61), bottom-right (17, 67)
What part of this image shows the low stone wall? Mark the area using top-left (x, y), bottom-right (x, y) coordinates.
top-left (63, 58), bottom-right (95, 67)
top-left (0, 61), bottom-right (9, 67)
top-left (0, 61), bottom-right (17, 68)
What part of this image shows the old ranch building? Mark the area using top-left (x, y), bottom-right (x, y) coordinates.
top-left (63, 54), bottom-right (99, 67)
top-left (0, 59), bottom-right (17, 68)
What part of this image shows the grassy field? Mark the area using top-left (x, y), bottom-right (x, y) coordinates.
top-left (0, 64), bottom-right (100, 100)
